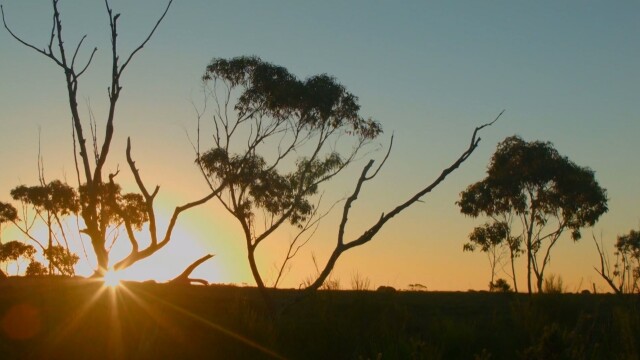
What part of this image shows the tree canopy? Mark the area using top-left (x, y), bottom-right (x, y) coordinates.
top-left (458, 135), bottom-right (608, 293)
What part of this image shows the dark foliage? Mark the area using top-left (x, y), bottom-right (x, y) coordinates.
top-left (458, 135), bottom-right (608, 293)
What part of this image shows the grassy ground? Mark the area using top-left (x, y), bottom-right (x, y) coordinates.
top-left (1, 277), bottom-right (638, 359)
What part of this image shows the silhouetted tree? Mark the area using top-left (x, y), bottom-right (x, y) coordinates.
top-left (43, 244), bottom-right (79, 276)
top-left (196, 56), bottom-right (381, 307)
top-left (195, 55), bottom-right (501, 309)
top-left (463, 221), bottom-right (522, 291)
top-left (458, 136), bottom-right (608, 293)
top-left (594, 229), bottom-right (640, 294)
top-left (489, 278), bottom-right (512, 293)
top-left (26, 261), bottom-right (48, 276)
top-left (2, 1), bottom-right (217, 277)
top-left (0, 240), bottom-right (36, 275)
top-left (10, 181), bottom-right (79, 273)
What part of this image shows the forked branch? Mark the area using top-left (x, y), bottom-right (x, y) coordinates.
top-left (111, 138), bottom-right (224, 271)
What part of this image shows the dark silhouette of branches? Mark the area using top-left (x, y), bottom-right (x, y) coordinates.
top-left (1, 1), bottom-right (195, 276)
top-left (593, 229), bottom-right (640, 294)
top-left (108, 139), bottom-right (223, 271)
top-left (304, 113), bottom-right (502, 293)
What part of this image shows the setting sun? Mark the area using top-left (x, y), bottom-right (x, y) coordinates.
top-left (103, 269), bottom-right (122, 288)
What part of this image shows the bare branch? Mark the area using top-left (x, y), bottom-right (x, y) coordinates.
top-left (112, 138), bottom-right (224, 271)
top-left (592, 233), bottom-right (622, 294)
top-left (76, 47), bottom-right (98, 78)
top-left (366, 133), bottom-right (393, 180)
top-left (305, 112), bottom-right (502, 292)
top-left (1, 4), bottom-right (60, 63)
top-left (118, 0), bottom-right (173, 75)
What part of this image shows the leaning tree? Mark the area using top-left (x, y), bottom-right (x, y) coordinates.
top-left (1, 0), bottom-right (220, 278)
top-left (195, 56), bottom-right (502, 309)
top-left (458, 135), bottom-right (608, 293)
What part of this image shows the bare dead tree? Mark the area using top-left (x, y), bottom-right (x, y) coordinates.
top-left (593, 233), bottom-right (623, 294)
top-left (2, 1), bottom-right (216, 277)
top-left (593, 230), bottom-right (640, 294)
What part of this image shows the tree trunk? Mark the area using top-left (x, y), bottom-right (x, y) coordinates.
top-left (91, 235), bottom-right (109, 277)
top-left (510, 250), bottom-right (519, 293)
top-left (0, 269), bottom-right (7, 280)
top-left (248, 247), bottom-right (275, 315)
top-left (527, 243), bottom-right (532, 294)
top-left (536, 273), bottom-right (544, 293)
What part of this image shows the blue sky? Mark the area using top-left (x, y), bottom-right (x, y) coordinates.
top-left (0, 1), bottom-right (638, 291)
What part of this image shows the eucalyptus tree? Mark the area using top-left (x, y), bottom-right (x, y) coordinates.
top-left (2, 1), bottom-right (218, 277)
top-left (458, 135), bottom-right (608, 293)
top-left (0, 240), bottom-right (36, 275)
top-left (196, 56), bottom-right (381, 304)
top-left (463, 221), bottom-right (522, 292)
top-left (196, 55), bottom-right (501, 308)
top-left (10, 181), bottom-right (78, 272)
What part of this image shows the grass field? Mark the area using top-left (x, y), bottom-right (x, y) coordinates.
top-left (1, 277), bottom-right (638, 359)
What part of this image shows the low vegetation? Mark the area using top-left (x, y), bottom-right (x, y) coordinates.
top-left (1, 278), bottom-right (638, 359)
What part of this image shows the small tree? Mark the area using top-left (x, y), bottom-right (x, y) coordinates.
top-left (10, 180), bottom-right (79, 272)
top-left (0, 240), bottom-right (37, 275)
top-left (463, 221), bottom-right (522, 292)
top-left (458, 136), bottom-right (608, 293)
top-left (594, 229), bottom-right (640, 294)
top-left (26, 261), bottom-right (48, 276)
top-left (489, 278), bottom-right (512, 293)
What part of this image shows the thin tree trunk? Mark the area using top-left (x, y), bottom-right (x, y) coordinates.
top-left (510, 250), bottom-right (518, 293)
top-left (536, 272), bottom-right (544, 293)
top-left (47, 212), bottom-right (53, 275)
top-left (248, 246), bottom-right (275, 315)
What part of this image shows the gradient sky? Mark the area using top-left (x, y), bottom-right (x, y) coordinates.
top-left (0, 1), bottom-right (638, 291)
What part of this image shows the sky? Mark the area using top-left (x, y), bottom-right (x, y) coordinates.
top-left (0, 0), bottom-right (638, 292)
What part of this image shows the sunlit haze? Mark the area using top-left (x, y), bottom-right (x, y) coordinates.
top-left (0, 1), bottom-right (638, 292)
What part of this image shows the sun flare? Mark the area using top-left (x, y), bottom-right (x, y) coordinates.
top-left (103, 269), bottom-right (122, 288)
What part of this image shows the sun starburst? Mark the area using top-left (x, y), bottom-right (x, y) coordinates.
top-left (103, 269), bottom-right (122, 288)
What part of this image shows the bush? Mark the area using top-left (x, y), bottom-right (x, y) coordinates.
top-left (543, 274), bottom-right (566, 294)
top-left (25, 261), bottom-right (47, 276)
top-left (489, 278), bottom-right (512, 293)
